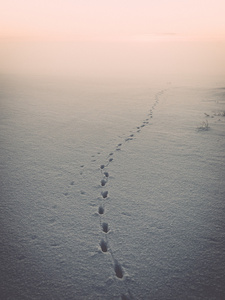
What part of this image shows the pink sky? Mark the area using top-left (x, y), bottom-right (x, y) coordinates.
top-left (1, 0), bottom-right (225, 41)
top-left (1, 1), bottom-right (225, 78)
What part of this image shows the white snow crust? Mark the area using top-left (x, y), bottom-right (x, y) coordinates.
top-left (1, 75), bottom-right (225, 299)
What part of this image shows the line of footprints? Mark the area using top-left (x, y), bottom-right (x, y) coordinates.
top-left (74, 90), bottom-right (166, 299)
top-left (98, 93), bottom-right (164, 264)
top-left (93, 90), bottom-right (166, 298)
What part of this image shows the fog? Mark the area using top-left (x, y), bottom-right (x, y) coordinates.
top-left (1, 40), bottom-right (225, 84)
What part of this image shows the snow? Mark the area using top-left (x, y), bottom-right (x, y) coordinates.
top-left (1, 75), bottom-right (225, 299)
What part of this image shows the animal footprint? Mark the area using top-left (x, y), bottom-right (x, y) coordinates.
top-left (101, 191), bottom-right (108, 198)
top-left (101, 179), bottom-right (107, 186)
top-left (100, 239), bottom-right (108, 252)
top-left (98, 206), bottom-right (104, 214)
top-left (114, 260), bottom-right (123, 279)
top-left (121, 294), bottom-right (130, 300)
top-left (102, 222), bottom-right (109, 233)
top-left (104, 171), bottom-right (109, 178)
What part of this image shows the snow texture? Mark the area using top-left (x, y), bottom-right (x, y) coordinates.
top-left (1, 76), bottom-right (225, 299)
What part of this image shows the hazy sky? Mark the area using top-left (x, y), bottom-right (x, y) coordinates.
top-left (1, 0), bottom-right (225, 40)
top-left (1, 0), bottom-right (225, 78)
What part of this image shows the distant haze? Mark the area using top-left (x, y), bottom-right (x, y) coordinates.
top-left (0, 1), bottom-right (225, 80)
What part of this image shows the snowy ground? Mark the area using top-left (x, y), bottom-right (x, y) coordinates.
top-left (1, 75), bottom-right (225, 299)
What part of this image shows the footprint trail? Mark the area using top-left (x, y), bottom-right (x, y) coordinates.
top-left (93, 89), bottom-right (167, 296)
top-left (66, 89), bottom-right (167, 298)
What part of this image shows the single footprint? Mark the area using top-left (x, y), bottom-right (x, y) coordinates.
top-left (49, 217), bottom-right (56, 224)
top-left (104, 172), bottom-right (109, 178)
top-left (109, 153), bottom-right (113, 156)
top-left (118, 143), bottom-right (122, 146)
top-left (101, 191), bottom-right (108, 198)
top-left (114, 260), bottom-right (123, 279)
top-left (100, 239), bottom-right (107, 252)
top-left (121, 295), bottom-right (130, 300)
top-left (101, 179), bottom-right (107, 187)
top-left (18, 255), bottom-right (26, 261)
top-left (102, 222), bottom-right (109, 233)
top-left (31, 234), bottom-right (37, 240)
top-left (109, 158), bottom-right (113, 162)
top-left (98, 206), bottom-right (104, 214)
top-left (70, 181), bottom-right (75, 185)
top-left (100, 165), bottom-right (105, 170)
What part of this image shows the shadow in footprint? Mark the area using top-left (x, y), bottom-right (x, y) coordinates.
top-left (100, 239), bottom-right (107, 252)
top-left (101, 179), bottom-right (106, 186)
top-left (102, 222), bottom-right (109, 233)
top-left (114, 260), bottom-right (123, 279)
top-left (101, 191), bottom-right (108, 198)
top-left (98, 206), bottom-right (104, 214)
top-left (18, 255), bottom-right (26, 261)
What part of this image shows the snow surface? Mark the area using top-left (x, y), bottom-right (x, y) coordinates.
top-left (1, 75), bottom-right (225, 299)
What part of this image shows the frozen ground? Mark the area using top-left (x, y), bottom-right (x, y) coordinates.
top-left (0, 75), bottom-right (225, 299)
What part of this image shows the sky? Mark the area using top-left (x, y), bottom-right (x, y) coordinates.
top-left (1, 0), bottom-right (225, 78)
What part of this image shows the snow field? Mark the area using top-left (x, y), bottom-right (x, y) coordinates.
top-left (1, 77), bottom-right (225, 299)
